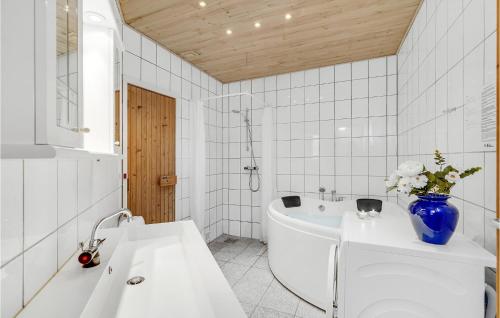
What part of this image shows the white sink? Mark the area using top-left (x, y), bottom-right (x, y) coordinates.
top-left (19, 221), bottom-right (246, 318)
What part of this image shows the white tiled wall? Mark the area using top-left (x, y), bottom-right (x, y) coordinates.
top-left (222, 55), bottom-right (398, 239)
top-left (397, 0), bottom-right (497, 254)
top-left (121, 25), bottom-right (224, 241)
top-left (1, 155), bottom-right (122, 317)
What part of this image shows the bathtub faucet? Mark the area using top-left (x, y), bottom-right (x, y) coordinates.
top-left (319, 186), bottom-right (326, 200)
top-left (331, 190), bottom-right (344, 202)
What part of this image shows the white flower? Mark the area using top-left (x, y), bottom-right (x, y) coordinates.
top-left (410, 174), bottom-right (428, 189)
top-left (397, 161), bottom-right (424, 177)
top-left (445, 171), bottom-right (460, 183)
top-left (397, 177), bottom-right (412, 194)
top-left (385, 172), bottom-right (400, 188)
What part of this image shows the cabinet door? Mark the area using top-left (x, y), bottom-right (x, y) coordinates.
top-left (341, 246), bottom-right (483, 318)
top-left (35, 0), bottom-right (83, 148)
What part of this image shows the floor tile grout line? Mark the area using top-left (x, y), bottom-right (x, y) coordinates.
top-left (212, 237), bottom-right (323, 318)
top-left (215, 238), bottom-right (266, 286)
top-left (252, 278), bottom-right (276, 316)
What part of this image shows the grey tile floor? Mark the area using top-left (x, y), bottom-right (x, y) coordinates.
top-left (208, 235), bottom-right (326, 318)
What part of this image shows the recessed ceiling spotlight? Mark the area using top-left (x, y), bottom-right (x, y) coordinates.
top-left (85, 11), bottom-right (105, 23)
top-left (199, 1), bottom-right (207, 7)
top-left (254, 21), bottom-right (261, 28)
top-left (226, 29), bottom-right (232, 35)
top-left (285, 13), bottom-right (292, 20)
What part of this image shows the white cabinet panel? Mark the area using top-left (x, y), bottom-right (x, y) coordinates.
top-left (1, 160), bottom-right (23, 265)
top-left (24, 160), bottom-right (57, 249)
top-left (339, 245), bottom-right (483, 318)
top-left (34, 0), bottom-right (83, 147)
top-left (1, 0), bottom-right (36, 144)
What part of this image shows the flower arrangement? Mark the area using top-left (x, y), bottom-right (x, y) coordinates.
top-left (386, 150), bottom-right (481, 196)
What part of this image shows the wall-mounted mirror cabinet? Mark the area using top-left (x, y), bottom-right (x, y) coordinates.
top-left (31, 0), bottom-right (123, 152)
top-left (2, 0), bottom-right (123, 157)
top-left (35, 0), bottom-right (84, 148)
top-left (114, 45), bottom-right (122, 153)
top-left (56, 0), bottom-right (79, 131)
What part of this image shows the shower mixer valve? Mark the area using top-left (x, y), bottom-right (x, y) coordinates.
top-left (243, 166), bottom-right (259, 171)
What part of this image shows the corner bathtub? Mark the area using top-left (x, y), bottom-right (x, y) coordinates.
top-left (267, 197), bottom-right (354, 310)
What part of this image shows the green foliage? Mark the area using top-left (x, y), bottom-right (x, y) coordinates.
top-left (460, 167), bottom-right (482, 178)
top-left (434, 149), bottom-right (446, 168)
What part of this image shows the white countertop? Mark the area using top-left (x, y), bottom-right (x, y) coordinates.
top-left (18, 230), bottom-right (126, 318)
top-left (341, 203), bottom-right (495, 268)
top-left (18, 221), bottom-right (246, 318)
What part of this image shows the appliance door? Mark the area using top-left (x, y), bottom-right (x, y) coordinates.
top-left (326, 244), bottom-right (339, 318)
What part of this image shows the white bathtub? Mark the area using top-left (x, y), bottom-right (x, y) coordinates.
top-left (267, 197), bottom-right (355, 310)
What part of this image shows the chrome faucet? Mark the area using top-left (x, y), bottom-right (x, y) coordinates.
top-left (331, 190), bottom-right (344, 202)
top-left (78, 208), bottom-right (133, 268)
top-left (319, 186), bottom-right (326, 200)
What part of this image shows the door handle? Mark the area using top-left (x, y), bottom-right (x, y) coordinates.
top-left (159, 175), bottom-right (177, 187)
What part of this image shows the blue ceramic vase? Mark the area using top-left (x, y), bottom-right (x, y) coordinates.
top-left (408, 194), bottom-right (459, 245)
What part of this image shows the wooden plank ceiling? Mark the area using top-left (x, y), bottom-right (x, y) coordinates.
top-left (119, 0), bottom-right (421, 83)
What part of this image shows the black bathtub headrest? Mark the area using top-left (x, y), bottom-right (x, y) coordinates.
top-left (356, 198), bottom-right (383, 212)
top-left (281, 196), bottom-right (301, 208)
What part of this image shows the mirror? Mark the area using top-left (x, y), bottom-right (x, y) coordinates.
top-left (56, 0), bottom-right (79, 130)
top-left (114, 45), bottom-right (122, 152)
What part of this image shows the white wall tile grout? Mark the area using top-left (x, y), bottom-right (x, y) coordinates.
top-left (122, 24), bottom-right (225, 242)
top-left (397, 0), bottom-right (496, 253)
top-left (223, 56), bottom-right (398, 239)
top-left (3, 3), bottom-right (496, 315)
top-left (1, 156), bottom-right (123, 317)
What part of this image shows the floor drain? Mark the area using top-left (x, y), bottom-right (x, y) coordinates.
top-left (224, 238), bottom-right (238, 244)
top-left (127, 276), bottom-right (145, 285)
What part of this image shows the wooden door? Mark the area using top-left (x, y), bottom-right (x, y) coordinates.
top-left (127, 84), bottom-right (176, 224)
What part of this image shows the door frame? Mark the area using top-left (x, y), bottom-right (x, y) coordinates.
top-left (121, 75), bottom-right (180, 220)
top-left (497, 0), bottom-right (499, 313)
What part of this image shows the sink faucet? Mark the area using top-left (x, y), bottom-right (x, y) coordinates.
top-left (78, 208), bottom-right (133, 268)
top-left (331, 190), bottom-right (344, 202)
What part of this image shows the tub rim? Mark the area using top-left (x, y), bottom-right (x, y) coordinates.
top-left (267, 197), bottom-right (344, 240)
